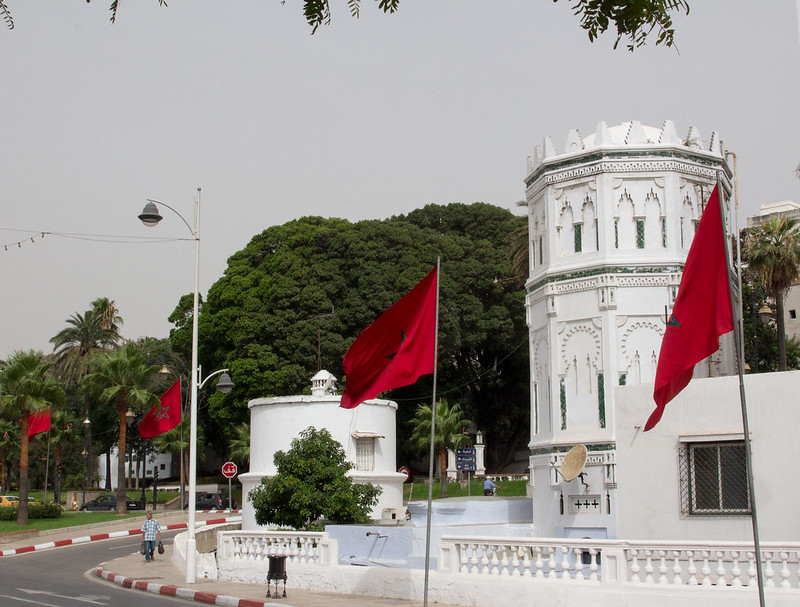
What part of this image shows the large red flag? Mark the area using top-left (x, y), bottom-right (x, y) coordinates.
top-left (647, 185), bottom-right (734, 430)
top-left (138, 379), bottom-right (182, 438)
top-left (341, 267), bottom-right (438, 409)
top-left (28, 408), bottom-right (51, 441)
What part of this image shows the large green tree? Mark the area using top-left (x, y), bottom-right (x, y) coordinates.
top-left (742, 217), bottom-right (800, 371)
top-left (0, 350), bottom-right (65, 525)
top-left (187, 203), bottom-right (528, 471)
top-left (84, 344), bottom-right (158, 513)
top-left (249, 426), bottom-right (381, 529)
top-left (408, 399), bottom-right (472, 498)
top-left (1, 1), bottom-right (690, 50)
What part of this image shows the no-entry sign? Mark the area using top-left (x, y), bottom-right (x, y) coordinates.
top-left (222, 461), bottom-right (238, 478)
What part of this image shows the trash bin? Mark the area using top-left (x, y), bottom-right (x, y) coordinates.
top-left (266, 555), bottom-right (288, 598)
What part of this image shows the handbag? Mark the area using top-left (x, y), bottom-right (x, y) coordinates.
top-left (157, 541), bottom-right (165, 555)
top-left (140, 541), bottom-right (146, 555)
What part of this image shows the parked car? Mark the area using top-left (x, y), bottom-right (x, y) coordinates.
top-left (26, 497), bottom-right (42, 506)
top-left (185, 492), bottom-right (224, 510)
top-left (0, 496), bottom-right (19, 507)
top-left (79, 494), bottom-right (144, 512)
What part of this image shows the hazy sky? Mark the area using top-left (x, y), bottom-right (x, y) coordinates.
top-left (2, 1), bottom-right (799, 359)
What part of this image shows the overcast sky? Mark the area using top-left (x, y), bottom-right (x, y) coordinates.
top-left (1, 1), bottom-right (799, 359)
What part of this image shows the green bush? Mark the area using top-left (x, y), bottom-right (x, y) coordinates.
top-left (0, 504), bottom-right (62, 520)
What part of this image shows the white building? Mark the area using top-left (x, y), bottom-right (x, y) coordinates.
top-left (523, 120), bottom-right (736, 539)
top-left (96, 447), bottom-right (174, 489)
top-left (239, 370), bottom-right (406, 529)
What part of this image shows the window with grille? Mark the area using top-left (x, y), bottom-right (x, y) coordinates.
top-left (679, 441), bottom-right (750, 515)
top-left (636, 220), bottom-right (645, 249)
top-left (355, 438), bottom-right (375, 471)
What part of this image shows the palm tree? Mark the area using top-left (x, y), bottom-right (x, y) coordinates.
top-left (49, 409), bottom-right (79, 505)
top-left (0, 419), bottom-right (18, 493)
top-left (0, 350), bottom-right (65, 524)
top-left (228, 422), bottom-right (251, 467)
top-left (743, 216), bottom-right (800, 370)
top-left (84, 344), bottom-right (158, 513)
top-left (92, 297), bottom-right (124, 334)
top-left (408, 399), bottom-right (472, 498)
top-left (50, 307), bottom-right (121, 484)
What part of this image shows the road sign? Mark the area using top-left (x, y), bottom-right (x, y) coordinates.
top-left (456, 447), bottom-right (476, 471)
top-left (221, 461), bottom-right (238, 478)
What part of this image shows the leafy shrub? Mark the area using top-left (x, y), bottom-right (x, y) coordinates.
top-left (0, 503), bottom-right (62, 520)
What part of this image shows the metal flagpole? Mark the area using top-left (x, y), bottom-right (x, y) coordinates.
top-left (717, 173), bottom-right (766, 607)
top-left (422, 257), bottom-right (441, 607)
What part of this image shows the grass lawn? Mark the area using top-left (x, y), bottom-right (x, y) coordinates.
top-left (405, 479), bottom-right (528, 501)
top-left (0, 510), bottom-right (143, 536)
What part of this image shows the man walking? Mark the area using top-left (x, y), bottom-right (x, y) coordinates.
top-left (141, 510), bottom-right (162, 563)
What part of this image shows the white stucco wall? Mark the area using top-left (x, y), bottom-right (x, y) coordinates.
top-left (614, 371), bottom-right (800, 542)
top-left (241, 392), bottom-right (405, 528)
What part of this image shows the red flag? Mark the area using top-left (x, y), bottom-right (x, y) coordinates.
top-left (28, 408), bottom-right (51, 441)
top-left (138, 379), bottom-right (182, 438)
top-left (341, 267), bottom-right (438, 409)
top-left (647, 185), bottom-right (734, 430)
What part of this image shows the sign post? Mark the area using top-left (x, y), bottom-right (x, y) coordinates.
top-left (221, 461), bottom-right (238, 511)
top-left (456, 448), bottom-right (477, 496)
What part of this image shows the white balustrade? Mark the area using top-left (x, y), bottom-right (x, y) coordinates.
top-left (217, 530), bottom-right (336, 567)
top-left (438, 535), bottom-right (800, 590)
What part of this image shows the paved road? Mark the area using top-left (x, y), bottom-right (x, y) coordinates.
top-left (0, 528), bottom-right (186, 607)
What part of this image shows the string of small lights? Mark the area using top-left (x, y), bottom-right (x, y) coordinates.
top-left (0, 227), bottom-right (191, 252)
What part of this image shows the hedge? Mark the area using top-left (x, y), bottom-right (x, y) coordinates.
top-left (0, 503), bottom-right (63, 520)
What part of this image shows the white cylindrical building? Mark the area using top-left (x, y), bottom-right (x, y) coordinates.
top-left (239, 370), bottom-right (406, 530)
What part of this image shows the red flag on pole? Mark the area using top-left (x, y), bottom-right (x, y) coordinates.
top-left (138, 379), bottom-right (182, 438)
top-left (28, 408), bottom-right (51, 441)
top-left (341, 267), bottom-right (438, 409)
top-left (647, 185), bottom-right (734, 430)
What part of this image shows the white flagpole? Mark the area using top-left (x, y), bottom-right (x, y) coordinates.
top-left (422, 257), bottom-right (441, 607)
top-left (717, 174), bottom-right (766, 607)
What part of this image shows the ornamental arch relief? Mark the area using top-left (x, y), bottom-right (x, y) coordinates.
top-left (619, 319), bottom-right (664, 385)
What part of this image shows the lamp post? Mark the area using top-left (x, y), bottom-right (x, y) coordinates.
top-left (138, 188), bottom-right (235, 584)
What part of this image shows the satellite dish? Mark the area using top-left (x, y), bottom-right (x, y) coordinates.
top-left (560, 444), bottom-right (587, 482)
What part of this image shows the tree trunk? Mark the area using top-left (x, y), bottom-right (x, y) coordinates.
top-left (776, 288), bottom-right (788, 371)
top-left (18, 417), bottom-right (29, 525)
top-left (1, 447), bottom-right (6, 494)
top-left (105, 451), bottom-right (112, 490)
top-left (116, 401), bottom-right (128, 514)
top-left (439, 444), bottom-right (448, 498)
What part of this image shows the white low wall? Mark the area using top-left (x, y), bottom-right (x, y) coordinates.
top-left (214, 531), bottom-right (800, 607)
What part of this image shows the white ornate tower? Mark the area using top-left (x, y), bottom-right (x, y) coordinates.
top-left (524, 120), bottom-right (735, 538)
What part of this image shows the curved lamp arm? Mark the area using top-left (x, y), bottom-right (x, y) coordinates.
top-left (198, 367), bottom-right (233, 392)
top-left (146, 198), bottom-right (197, 236)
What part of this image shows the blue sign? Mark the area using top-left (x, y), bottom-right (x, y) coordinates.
top-left (456, 447), bottom-right (476, 471)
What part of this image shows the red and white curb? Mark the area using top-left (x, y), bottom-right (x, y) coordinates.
top-left (94, 564), bottom-right (273, 607)
top-left (0, 515), bottom-right (241, 557)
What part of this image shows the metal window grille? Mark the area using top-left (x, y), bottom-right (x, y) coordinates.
top-left (574, 223), bottom-right (582, 253)
top-left (679, 441), bottom-right (750, 516)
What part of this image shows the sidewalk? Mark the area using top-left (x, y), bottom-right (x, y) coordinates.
top-left (2, 510), bottom-right (453, 607)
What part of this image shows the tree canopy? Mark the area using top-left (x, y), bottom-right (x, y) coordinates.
top-left (2, 1), bottom-right (690, 50)
top-left (185, 202), bottom-right (529, 471)
top-left (249, 426), bottom-right (381, 529)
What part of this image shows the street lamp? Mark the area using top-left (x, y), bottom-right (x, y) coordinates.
top-left (138, 188), bottom-right (234, 584)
